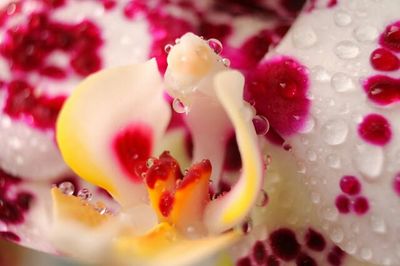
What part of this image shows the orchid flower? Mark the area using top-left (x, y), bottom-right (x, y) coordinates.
top-left (0, 0), bottom-right (400, 266)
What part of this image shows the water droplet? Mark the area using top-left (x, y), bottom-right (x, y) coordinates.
top-left (146, 158), bottom-right (154, 168)
top-left (329, 227), bottom-right (344, 243)
top-left (256, 190), bottom-right (269, 207)
top-left (370, 216), bottom-right (386, 234)
top-left (354, 25), bottom-right (378, 43)
top-left (58, 182), bottom-right (75, 196)
top-left (222, 58), bottom-right (230, 67)
top-left (306, 149), bottom-right (317, 161)
top-left (353, 144), bottom-right (383, 179)
top-left (77, 188), bottom-right (92, 201)
top-left (331, 72), bottom-right (355, 92)
top-left (344, 241), bottom-right (357, 254)
top-left (323, 207), bottom-right (339, 221)
top-left (334, 41), bottom-right (360, 59)
top-left (312, 66), bottom-right (330, 82)
top-left (292, 26), bottom-right (317, 48)
top-left (207, 38), bottom-right (223, 54)
top-left (252, 115), bottom-right (270, 135)
top-left (311, 192), bottom-right (321, 204)
top-left (334, 11), bottom-right (352, 27)
top-left (241, 219), bottom-right (252, 234)
top-left (360, 247), bottom-right (372, 260)
top-left (283, 143), bottom-right (293, 152)
top-left (326, 154), bottom-right (341, 168)
top-left (296, 160), bottom-right (306, 174)
top-left (172, 98), bottom-right (189, 114)
top-left (164, 44), bottom-right (173, 53)
top-left (321, 119), bottom-right (349, 145)
top-left (95, 202), bottom-right (108, 215)
top-left (299, 117), bottom-right (315, 134)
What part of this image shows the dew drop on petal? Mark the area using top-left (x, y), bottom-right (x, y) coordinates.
top-left (334, 41), bottom-right (360, 59)
top-left (321, 120), bottom-right (348, 145)
top-left (146, 157), bottom-right (155, 168)
top-left (354, 25), bottom-right (379, 43)
top-left (164, 44), bottom-right (173, 54)
top-left (222, 58), bottom-right (230, 67)
top-left (253, 115), bottom-right (270, 135)
top-left (58, 182), bottom-right (75, 196)
top-left (331, 72), bottom-right (355, 92)
top-left (334, 11), bottom-right (352, 27)
top-left (242, 219), bottom-right (253, 234)
top-left (77, 188), bottom-right (93, 201)
top-left (207, 38), bottom-right (223, 55)
top-left (256, 190), bottom-right (269, 207)
top-left (172, 98), bottom-right (189, 114)
top-left (292, 26), bottom-right (317, 48)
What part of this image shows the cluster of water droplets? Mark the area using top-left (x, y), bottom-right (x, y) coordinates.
top-left (58, 181), bottom-right (109, 215)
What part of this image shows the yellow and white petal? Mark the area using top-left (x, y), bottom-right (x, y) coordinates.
top-left (56, 59), bottom-right (171, 207)
top-left (204, 71), bottom-right (264, 234)
top-left (113, 222), bottom-right (240, 266)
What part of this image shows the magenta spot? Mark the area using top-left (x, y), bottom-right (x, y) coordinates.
top-left (266, 255), bottom-right (280, 266)
top-left (339, 175), bottom-right (361, 196)
top-left (112, 124), bottom-right (153, 182)
top-left (4, 80), bottom-right (66, 129)
top-left (237, 257), bottom-right (252, 266)
top-left (0, 200), bottom-right (23, 224)
top-left (245, 56), bottom-right (310, 136)
top-left (327, 0), bottom-right (338, 8)
top-left (253, 241), bottom-right (267, 264)
top-left (296, 253), bottom-right (317, 266)
top-left (358, 113), bottom-right (392, 146)
top-left (159, 191), bottom-right (174, 217)
top-left (370, 48), bottom-right (400, 71)
top-left (102, 0), bottom-right (117, 10)
top-left (379, 21), bottom-right (400, 52)
top-left (327, 246), bottom-right (345, 266)
top-left (269, 228), bottom-right (300, 261)
top-left (40, 65), bottom-right (67, 79)
top-left (199, 21), bottom-right (232, 43)
top-left (335, 195), bottom-right (350, 214)
top-left (41, 0), bottom-right (66, 8)
top-left (393, 173), bottom-right (400, 197)
top-left (305, 229), bottom-right (326, 252)
top-left (363, 75), bottom-right (400, 106)
top-left (15, 192), bottom-right (33, 211)
top-left (281, 0), bottom-right (307, 14)
top-left (0, 11), bottom-right (102, 75)
top-left (352, 196), bottom-right (369, 215)
top-left (0, 231), bottom-right (20, 242)
top-left (223, 133), bottom-right (242, 171)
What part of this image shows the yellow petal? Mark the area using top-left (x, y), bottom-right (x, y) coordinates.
top-left (114, 222), bottom-right (240, 266)
top-left (204, 70), bottom-right (264, 233)
top-left (56, 59), bottom-right (171, 207)
top-left (51, 188), bottom-right (110, 228)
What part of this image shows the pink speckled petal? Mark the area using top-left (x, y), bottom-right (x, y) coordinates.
top-left (252, 0), bottom-right (400, 264)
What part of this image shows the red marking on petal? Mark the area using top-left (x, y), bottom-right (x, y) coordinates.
top-left (296, 253), bottom-right (317, 266)
top-left (4, 80), bottom-right (66, 129)
top-left (358, 113), bottom-right (392, 146)
top-left (178, 159), bottom-right (211, 190)
top-left (370, 48), bottom-right (400, 71)
top-left (267, 255), bottom-right (280, 266)
top-left (246, 56), bottom-right (310, 136)
top-left (335, 195), bottom-right (350, 214)
top-left (159, 191), bottom-right (174, 217)
top-left (363, 75), bottom-right (400, 106)
top-left (253, 241), bottom-right (267, 264)
top-left (339, 175), bottom-right (361, 196)
top-left (0, 231), bottom-right (20, 242)
top-left (269, 228), bottom-right (300, 261)
top-left (393, 173), bottom-right (400, 197)
top-left (327, 246), bottom-right (345, 266)
top-left (379, 21), bottom-right (400, 53)
top-left (236, 257), bottom-right (252, 266)
top-left (146, 152), bottom-right (182, 189)
top-left (305, 228), bottom-right (326, 252)
top-left (113, 124), bottom-right (153, 183)
top-left (352, 196), bottom-right (369, 215)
